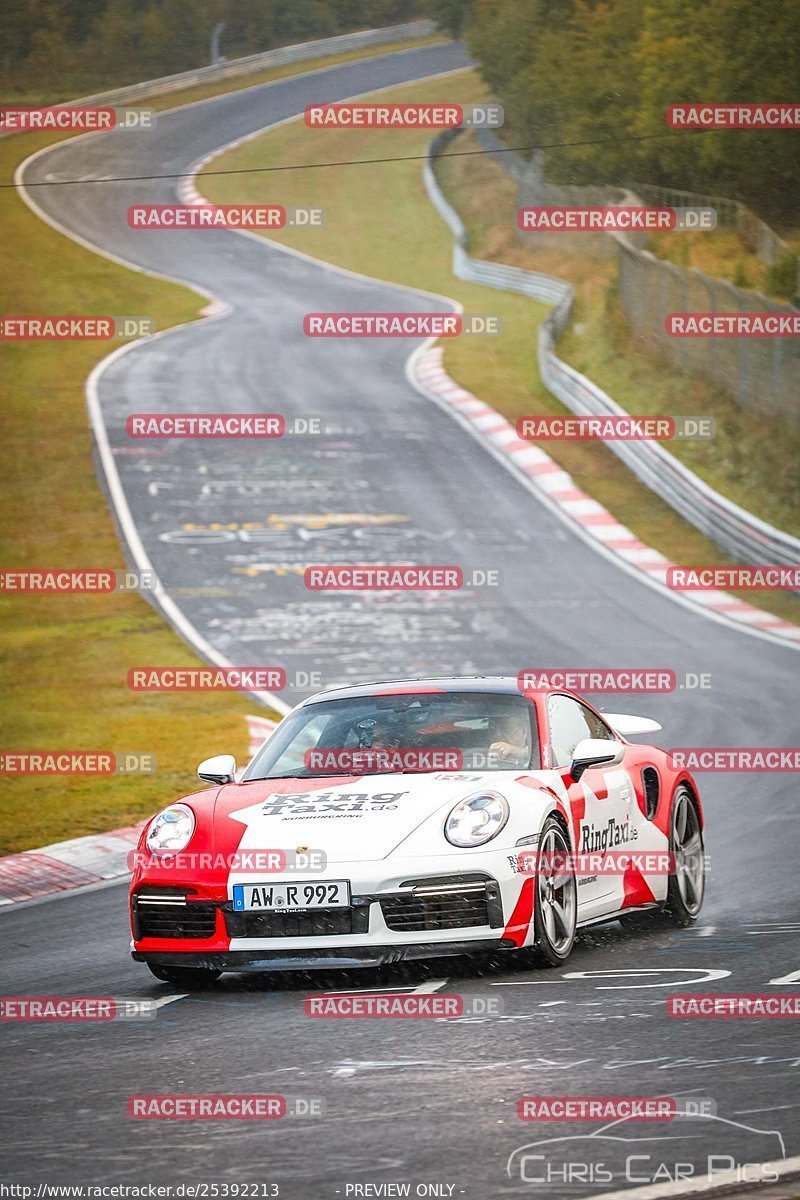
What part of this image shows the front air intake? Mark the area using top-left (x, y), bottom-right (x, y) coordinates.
top-left (381, 874), bottom-right (502, 932)
top-left (133, 889), bottom-right (218, 939)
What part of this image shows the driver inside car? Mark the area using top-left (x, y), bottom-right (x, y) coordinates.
top-left (488, 709), bottom-right (532, 768)
top-left (354, 715), bottom-right (404, 751)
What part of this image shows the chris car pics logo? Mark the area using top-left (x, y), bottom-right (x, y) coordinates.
top-left (506, 1113), bottom-right (786, 1187)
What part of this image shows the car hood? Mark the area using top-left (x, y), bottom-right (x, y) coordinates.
top-left (213, 772), bottom-right (511, 862)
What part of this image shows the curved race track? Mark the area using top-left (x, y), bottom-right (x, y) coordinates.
top-left (3, 40), bottom-right (799, 1197)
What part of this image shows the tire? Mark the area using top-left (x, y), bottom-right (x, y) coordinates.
top-left (663, 785), bottom-right (705, 925)
top-left (533, 817), bottom-right (577, 965)
top-left (147, 963), bottom-right (222, 988)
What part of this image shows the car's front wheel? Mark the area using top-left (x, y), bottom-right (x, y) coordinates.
top-left (147, 963), bottom-right (222, 989)
top-left (533, 817), bottom-right (577, 965)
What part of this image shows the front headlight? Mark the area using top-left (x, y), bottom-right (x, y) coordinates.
top-left (146, 803), bottom-right (196, 856)
top-left (444, 791), bottom-right (509, 848)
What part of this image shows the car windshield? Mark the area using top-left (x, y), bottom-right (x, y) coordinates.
top-left (245, 691), bottom-right (540, 779)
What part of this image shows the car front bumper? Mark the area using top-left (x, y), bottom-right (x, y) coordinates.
top-left (130, 849), bottom-right (536, 970)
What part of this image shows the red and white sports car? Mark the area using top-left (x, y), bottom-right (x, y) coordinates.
top-left (130, 678), bottom-right (705, 987)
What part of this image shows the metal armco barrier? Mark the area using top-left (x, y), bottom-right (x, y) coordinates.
top-left (0, 20), bottom-right (436, 134)
top-left (425, 128), bottom-right (800, 571)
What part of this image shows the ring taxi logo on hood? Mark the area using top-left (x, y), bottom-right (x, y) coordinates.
top-left (261, 790), bottom-right (410, 817)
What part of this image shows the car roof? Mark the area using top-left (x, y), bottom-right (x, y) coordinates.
top-left (300, 676), bottom-right (534, 706)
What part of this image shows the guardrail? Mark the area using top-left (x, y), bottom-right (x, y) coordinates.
top-left (425, 128), bottom-right (800, 571)
top-left (0, 20), bottom-right (436, 127)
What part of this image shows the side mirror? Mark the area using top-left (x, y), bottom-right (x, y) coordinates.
top-left (570, 738), bottom-right (625, 782)
top-left (197, 754), bottom-right (236, 785)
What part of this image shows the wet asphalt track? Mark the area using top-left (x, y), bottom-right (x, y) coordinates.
top-left (4, 40), bottom-right (800, 1197)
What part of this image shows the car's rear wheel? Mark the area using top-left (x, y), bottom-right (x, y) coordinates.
top-left (147, 963), bottom-right (222, 988)
top-left (664, 785), bottom-right (705, 924)
top-left (533, 818), bottom-right (577, 965)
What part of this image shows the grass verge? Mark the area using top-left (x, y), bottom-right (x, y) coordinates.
top-left (0, 162), bottom-right (267, 851)
top-left (201, 71), bottom-right (800, 625)
top-left (7, 38), bottom-right (462, 849)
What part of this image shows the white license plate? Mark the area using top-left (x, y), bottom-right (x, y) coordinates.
top-left (232, 880), bottom-right (350, 912)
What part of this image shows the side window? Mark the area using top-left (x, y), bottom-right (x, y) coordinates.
top-left (547, 695), bottom-right (613, 768)
top-left (582, 706), bottom-right (615, 742)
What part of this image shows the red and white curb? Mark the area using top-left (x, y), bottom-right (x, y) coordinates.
top-left (0, 715), bottom-right (279, 909)
top-left (412, 346), bottom-right (800, 646)
top-left (0, 823), bottom-right (145, 907)
top-left (177, 175), bottom-right (207, 207)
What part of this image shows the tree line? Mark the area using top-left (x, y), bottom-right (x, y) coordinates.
top-left (5, 0), bottom-right (797, 228)
top-left (1, 0), bottom-right (428, 100)
top-left (430, 0), bottom-right (800, 226)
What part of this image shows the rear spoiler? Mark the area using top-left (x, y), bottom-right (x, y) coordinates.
top-left (603, 713), bottom-right (662, 737)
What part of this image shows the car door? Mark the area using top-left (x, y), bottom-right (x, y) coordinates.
top-left (546, 693), bottom-right (633, 921)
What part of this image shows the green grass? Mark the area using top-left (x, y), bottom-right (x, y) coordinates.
top-left (0, 182), bottom-right (263, 850)
top-left (201, 71), bottom-right (800, 627)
